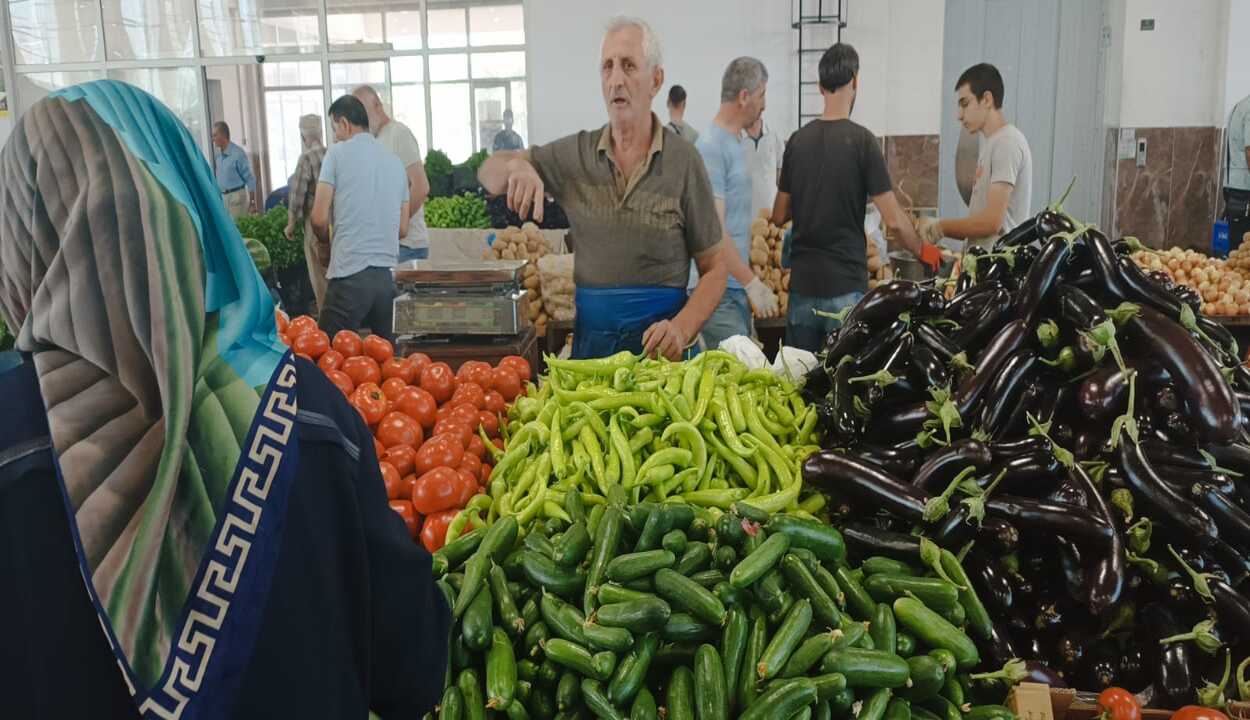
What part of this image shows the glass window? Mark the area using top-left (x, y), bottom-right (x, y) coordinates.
top-left (428, 53), bottom-right (467, 82)
top-left (327, 9), bottom-right (384, 51)
top-left (469, 5), bottom-right (523, 47)
top-left (262, 60), bottom-right (321, 87)
top-left (265, 89), bottom-right (325, 186)
top-left (509, 79), bottom-right (528, 145)
top-left (330, 60), bottom-right (387, 106)
top-left (14, 70), bottom-right (104, 114)
top-left (8, 0), bottom-right (102, 64)
top-left (101, 0), bottom-right (196, 59)
top-left (197, 0), bottom-right (321, 57)
top-left (107, 66), bottom-right (203, 141)
top-left (385, 10), bottom-right (423, 51)
top-left (427, 7), bottom-right (466, 49)
top-left (430, 82), bottom-right (471, 162)
top-left (471, 51), bottom-right (524, 80)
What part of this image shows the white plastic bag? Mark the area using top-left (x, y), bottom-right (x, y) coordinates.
top-left (537, 253), bottom-right (576, 321)
top-left (771, 346), bottom-right (819, 385)
top-left (717, 335), bottom-right (769, 370)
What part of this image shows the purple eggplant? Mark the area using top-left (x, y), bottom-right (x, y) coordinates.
top-left (911, 439), bottom-right (993, 493)
top-left (1069, 463), bottom-right (1126, 615)
top-left (984, 495), bottom-right (1115, 545)
top-left (842, 281), bottom-right (945, 334)
top-left (840, 523), bottom-right (922, 562)
top-left (803, 451), bottom-right (928, 521)
top-left (1013, 236), bottom-right (1072, 325)
top-left (1119, 440), bottom-right (1219, 547)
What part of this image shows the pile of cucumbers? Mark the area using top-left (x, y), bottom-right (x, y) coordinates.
top-left (430, 486), bottom-right (1018, 720)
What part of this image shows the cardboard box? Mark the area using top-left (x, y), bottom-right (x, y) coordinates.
top-left (1006, 683), bottom-right (1250, 720)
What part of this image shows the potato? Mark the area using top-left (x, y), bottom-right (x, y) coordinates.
top-left (869, 278), bottom-right (880, 290)
top-left (751, 218), bottom-right (769, 236)
top-left (750, 248), bottom-right (769, 266)
top-left (868, 256), bottom-right (882, 274)
top-left (782, 272), bottom-right (790, 291)
top-left (772, 247), bottom-right (783, 267)
top-left (524, 276), bottom-right (540, 291)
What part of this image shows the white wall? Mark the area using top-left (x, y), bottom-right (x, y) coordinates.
top-left (524, 0), bottom-right (945, 145)
top-left (1116, 0), bottom-right (1227, 128)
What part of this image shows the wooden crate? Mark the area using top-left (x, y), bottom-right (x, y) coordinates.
top-left (1008, 682), bottom-right (1250, 720)
top-left (398, 328), bottom-right (538, 380)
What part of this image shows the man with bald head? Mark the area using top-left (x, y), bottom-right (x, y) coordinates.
top-left (352, 85), bottom-right (431, 263)
top-left (478, 16), bottom-right (726, 360)
top-left (286, 113), bottom-right (329, 311)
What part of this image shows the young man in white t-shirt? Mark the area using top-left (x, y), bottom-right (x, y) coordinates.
top-left (920, 63), bottom-right (1032, 249)
top-left (353, 85), bottom-right (431, 262)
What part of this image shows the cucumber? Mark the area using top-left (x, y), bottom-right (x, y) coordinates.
top-left (462, 583), bottom-right (495, 651)
top-left (667, 665), bottom-right (696, 720)
top-left (781, 554), bottom-right (841, 628)
top-left (433, 528), bottom-right (484, 576)
top-left (898, 655), bottom-right (945, 702)
top-left (521, 596), bottom-right (541, 629)
top-left (662, 529), bottom-right (689, 556)
top-left (522, 551), bottom-right (586, 597)
top-left (606, 550), bottom-right (677, 583)
top-left (912, 707), bottom-right (943, 720)
top-left (818, 648), bottom-right (911, 689)
top-left (757, 599), bottom-right (812, 681)
top-left (635, 505), bottom-right (673, 552)
top-left (555, 521), bottom-right (593, 567)
top-left (925, 696), bottom-right (962, 720)
top-left (870, 603), bottom-right (897, 656)
top-left (964, 706), bottom-right (1015, 720)
top-left (835, 617), bottom-right (868, 649)
top-left (596, 597), bottom-right (672, 633)
top-left (863, 575), bottom-right (960, 612)
top-left (538, 658), bottom-right (561, 684)
top-left (440, 685), bottom-right (464, 720)
top-left (829, 687), bottom-right (855, 715)
top-left (565, 488), bottom-right (587, 523)
top-left (664, 504), bottom-right (695, 531)
top-left (858, 632), bottom-right (876, 650)
top-left (629, 503), bottom-right (659, 532)
top-left (608, 633), bottom-right (660, 707)
top-left (928, 649), bottom-right (957, 675)
top-left (715, 544), bottom-right (739, 570)
top-left (810, 672), bottom-right (848, 702)
top-left (940, 549), bottom-right (993, 641)
top-left (516, 659), bottom-right (538, 682)
top-left (738, 615), bottom-right (768, 710)
top-left (885, 697), bottom-right (912, 720)
top-left (654, 568), bottom-right (728, 626)
top-left (858, 688), bottom-right (894, 720)
top-left (765, 515), bottom-right (846, 564)
top-left (690, 569), bottom-right (727, 588)
top-left (585, 505), bottom-right (624, 615)
top-left (598, 583), bottom-right (652, 605)
top-left (664, 613), bottom-right (714, 643)
top-left (450, 634), bottom-right (473, 672)
top-left (524, 621), bottom-right (549, 659)
top-left (780, 631), bottom-right (839, 678)
top-left (939, 602), bottom-right (965, 628)
top-left (834, 565), bottom-right (876, 621)
top-left (892, 598), bottom-right (980, 670)
top-left (490, 563), bottom-right (526, 637)
top-left (941, 673), bottom-right (965, 707)
top-left (739, 678), bottom-right (818, 720)
top-left (694, 644), bottom-right (729, 720)
top-left (457, 668), bottom-right (485, 720)
top-left (542, 593), bottom-right (588, 645)
top-left (896, 632), bottom-right (916, 657)
top-left (730, 533), bottom-right (790, 588)
top-left (655, 641), bottom-right (699, 666)
top-left (584, 622), bottom-right (635, 652)
top-left (581, 679), bottom-right (627, 720)
top-left (810, 563), bottom-right (846, 611)
top-left (862, 557), bottom-right (916, 577)
top-left (717, 512), bottom-right (748, 548)
top-left (720, 607), bottom-right (749, 711)
top-left (557, 670), bottom-right (580, 711)
top-left (630, 687), bottom-right (658, 720)
top-left (486, 627), bottom-right (518, 710)
top-left (525, 532), bottom-right (556, 558)
top-left (733, 501), bottom-right (771, 524)
top-left (753, 569), bottom-right (789, 615)
top-left (530, 688), bottom-right (557, 718)
top-left (675, 543), bottom-right (713, 576)
top-left (714, 581), bottom-right (749, 609)
top-left (813, 700), bottom-right (833, 720)
top-left (544, 638), bottom-right (615, 681)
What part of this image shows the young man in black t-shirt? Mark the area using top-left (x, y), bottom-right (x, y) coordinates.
top-left (771, 43), bottom-right (940, 352)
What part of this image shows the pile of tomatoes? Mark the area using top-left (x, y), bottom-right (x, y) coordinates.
top-left (276, 312), bottom-right (529, 553)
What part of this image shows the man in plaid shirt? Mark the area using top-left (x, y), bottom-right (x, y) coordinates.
top-left (286, 114), bottom-right (329, 312)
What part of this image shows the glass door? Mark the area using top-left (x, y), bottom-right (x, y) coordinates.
top-left (473, 81), bottom-right (509, 152)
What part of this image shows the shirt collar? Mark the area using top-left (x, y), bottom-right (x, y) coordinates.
top-left (597, 112), bottom-right (665, 159)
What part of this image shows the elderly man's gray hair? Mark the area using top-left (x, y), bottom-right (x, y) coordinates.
top-left (721, 57), bottom-right (768, 103)
top-left (604, 16), bottom-right (663, 70)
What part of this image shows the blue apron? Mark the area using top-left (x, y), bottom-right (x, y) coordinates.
top-left (573, 286), bottom-right (687, 359)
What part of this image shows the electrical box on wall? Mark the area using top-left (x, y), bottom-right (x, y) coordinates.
top-left (1140, 18), bottom-right (1155, 31)
top-left (1117, 129), bottom-right (1136, 161)
top-left (1136, 138), bottom-right (1148, 168)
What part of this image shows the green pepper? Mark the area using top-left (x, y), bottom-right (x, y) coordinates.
top-left (690, 363), bottom-right (717, 426)
top-left (662, 422), bottom-right (708, 475)
top-left (550, 408), bottom-right (568, 480)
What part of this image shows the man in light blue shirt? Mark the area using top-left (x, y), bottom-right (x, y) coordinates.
top-left (1225, 94), bottom-right (1250, 250)
top-left (693, 57), bottom-right (778, 349)
top-left (211, 121), bottom-right (256, 219)
top-left (311, 95), bottom-right (410, 342)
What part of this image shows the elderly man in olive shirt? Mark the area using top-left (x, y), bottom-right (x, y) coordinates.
top-left (479, 16), bottom-right (727, 360)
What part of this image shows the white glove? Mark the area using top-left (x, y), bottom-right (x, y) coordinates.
top-left (745, 276), bottom-right (779, 318)
top-left (918, 217), bottom-right (945, 245)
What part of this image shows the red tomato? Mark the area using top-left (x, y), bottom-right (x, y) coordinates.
top-left (382, 444), bottom-right (416, 477)
top-left (414, 436), bottom-right (464, 476)
top-left (351, 384), bottom-right (387, 426)
top-left (395, 386), bottom-right (439, 430)
top-left (458, 452), bottom-right (483, 481)
top-left (465, 434), bottom-right (487, 461)
top-left (481, 463), bottom-right (492, 483)
top-left (379, 461), bottom-right (402, 500)
top-left (287, 315), bottom-right (318, 339)
top-left (492, 437), bottom-right (505, 451)
top-left (412, 466), bottom-right (464, 514)
top-left (388, 499), bottom-right (418, 539)
top-left (377, 412), bottom-right (423, 449)
top-left (381, 377), bottom-right (409, 401)
top-left (402, 474), bottom-right (417, 501)
top-left (499, 356), bottom-right (532, 382)
top-left (483, 390), bottom-right (507, 415)
top-left (279, 333), bottom-right (292, 347)
top-left (341, 356), bottom-right (382, 387)
top-left (291, 330), bottom-right (330, 360)
top-left (454, 469), bottom-right (478, 505)
top-left (1171, 708), bottom-right (1229, 720)
top-left (420, 362), bottom-right (456, 404)
top-left (331, 330), bottom-right (364, 358)
top-left (363, 335), bottom-right (394, 365)
top-left (449, 403), bottom-right (481, 427)
top-left (381, 357), bottom-right (416, 385)
top-left (456, 361), bottom-right (494, 388)
top-left (1097, 689), bottom-right (1140, 720)
top-left (326, 369), bottom-right (355, 397)
top-left (318, 349), bottom-right (345, 373)
top-left (490, 366), bottom-right (522, 402)
top-left (433, 420), bottom-right (473, 449)
top-left (478, 411), bottom-right (500, 438)
top-left (450, 382), bottom-right (487, 410)
top-left (420, 509), bottom-right (457, 553)
top-left (373, 437), bottom-right (385, 459)
top-left (406, 352), bottom-right (432, 379)
top-left (275, 309), bottom-right (290, 334)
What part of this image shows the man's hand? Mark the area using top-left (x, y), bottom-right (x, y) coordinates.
top-left (745, 277), bottom-right (779, 319)
top-left (918, 217), bottom-right (945, 245)
top-left (642, 318), bottom-right (690, 361)
top-left (507, 159), bottom-right (545, 223)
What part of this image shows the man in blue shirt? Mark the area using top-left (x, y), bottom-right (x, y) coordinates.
top-left (311, 95), bottom-right (410, 342)
top-left (211, 121), bottom-right (257, 219)
top-left (693, 57), bottom-right (779, 349)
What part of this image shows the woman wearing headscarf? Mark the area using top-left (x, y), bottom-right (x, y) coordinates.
top-left (0, 81), bottom-right (450, 718)
top-left (287, 113), bottom-right (329, 313)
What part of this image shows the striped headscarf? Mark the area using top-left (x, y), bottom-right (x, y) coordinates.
top-left (0, 81), bottom-right (289, 700)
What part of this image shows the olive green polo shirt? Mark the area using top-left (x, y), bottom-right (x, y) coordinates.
top-left (528, 114), bottom-right (722, 289)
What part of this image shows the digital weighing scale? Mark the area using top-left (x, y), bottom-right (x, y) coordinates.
top-left (392, 259), bottom-right (533, 338)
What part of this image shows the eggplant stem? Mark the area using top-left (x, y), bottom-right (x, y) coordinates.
top-left (1167, 543), bottom-right (1216, 603)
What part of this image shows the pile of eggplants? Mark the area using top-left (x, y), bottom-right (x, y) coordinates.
top-left (799, 207), bottom-right (1250, 709)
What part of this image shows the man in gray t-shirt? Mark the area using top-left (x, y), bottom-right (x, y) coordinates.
top-left (920, 63), bottom-right (1032, 249)
top-left (1224, 94), bottom-right (1250, 250)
